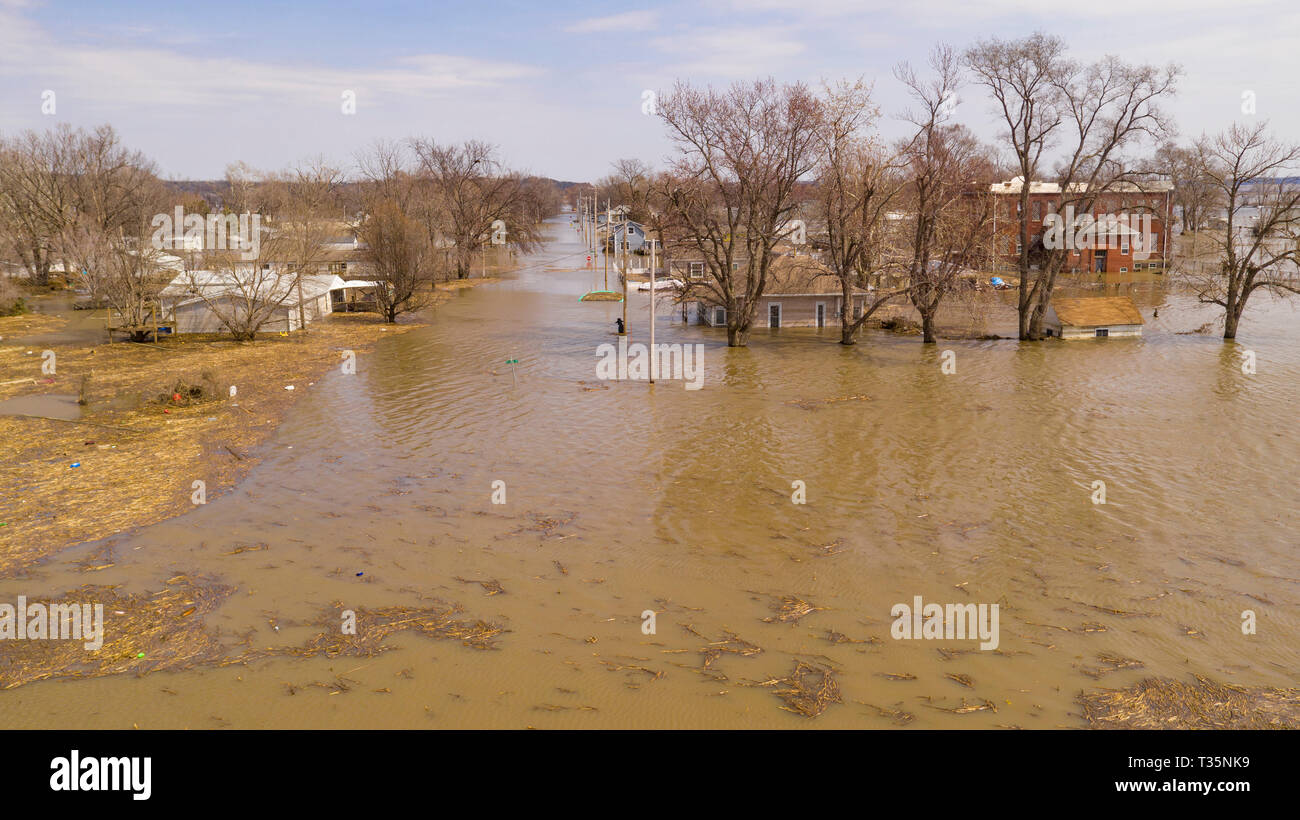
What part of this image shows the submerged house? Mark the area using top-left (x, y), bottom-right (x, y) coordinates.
top-left (1045, 296), bottom-right (1144, 339)
top-left (676, 252), bottom-right (874, 329)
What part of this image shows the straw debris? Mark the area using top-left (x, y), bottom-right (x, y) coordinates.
top-left (749, 660), bottom-right (843, 718)
top-left (1078, 675), bottom-right (1300, 729)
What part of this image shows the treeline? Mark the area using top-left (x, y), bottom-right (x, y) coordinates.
top-left (0, 126), bottom-right (565, 330)
top-left (593, 33), bottom-right (1300, 344)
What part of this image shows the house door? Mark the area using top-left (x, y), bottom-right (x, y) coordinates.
top-left (1094, 251), bottom-right (1107, 273)
top-left (769, 303), bottom-right (781, 328)
top-left (816, 303), bottom-right (825, 328)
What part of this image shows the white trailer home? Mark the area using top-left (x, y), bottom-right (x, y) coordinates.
top-left (160, 271), bottom-right (344, 334)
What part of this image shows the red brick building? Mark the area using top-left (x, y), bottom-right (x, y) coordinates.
top-left (989, 177), bottom-right (1174, 275)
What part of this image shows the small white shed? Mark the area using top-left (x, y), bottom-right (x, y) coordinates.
top-left (1045, 296), bottom-right (1144, 339)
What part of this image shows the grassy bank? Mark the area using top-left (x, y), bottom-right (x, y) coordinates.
top-left (0, 314), bottom-right (419, 576)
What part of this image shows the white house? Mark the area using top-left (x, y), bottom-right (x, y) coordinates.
top-left (159, 270), bottom-right (345, 333)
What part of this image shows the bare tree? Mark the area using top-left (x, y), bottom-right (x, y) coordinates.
top-left (965, 33), bottom-right (1067, 340)
top-left (1155, 141), bottom-right (1221, 233)
top-left (811, 79), bottom-right (908, 345)
top-left (0, 126), bottom-right (78, 287)
top-left (355, 141), bottom-right (444, 322)
top-left (967, 34), bottom-right (1180, 339)
top-left (409, 139), bottom-right (543, 279)
top-left (897, 48), bottom-right (998, 343)
top-left (1185, 122), bottom-right (1300, 339)
top-left (656, 78), bottom-right (823, 346)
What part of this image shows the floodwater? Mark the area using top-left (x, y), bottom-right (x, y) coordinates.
top-left (0, 394), bottom-right (81, 421)
top-left (1, 217), bottom-right (1297, 728)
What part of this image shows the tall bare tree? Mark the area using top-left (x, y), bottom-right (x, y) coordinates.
top-left (0, 126), bottom-right (78, 287)
top-left (656, 78), bottom-right (822, 346)
top-left (1185, 122), bottom-right (1300, 339)
top-left (409, 139), bottom-right (543, 279)
top-left (355, 140), bottom-right (445, 322)
top-left (1155, 140), bottom-right (1221, 233)
top-left (967, 34), bottom-right (1180, 339)
top-left (811, 79), bottom-right (908, 345)
top-left (897, 48), bottom-right (998, 343)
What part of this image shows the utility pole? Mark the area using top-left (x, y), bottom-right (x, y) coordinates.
top-left (649, 225), bottom-right (657, 384)
top-left (620, 217), bottom-right (629, 334)
top-left (604, 200), bottom-right (610, 290)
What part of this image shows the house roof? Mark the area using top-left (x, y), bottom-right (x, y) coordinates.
top-left (161, 271), bottom-right (344, 308)
top-left (1052, 296), bottom-right (1144, 327)
top-left (763, 254), bottom-right (860, 296)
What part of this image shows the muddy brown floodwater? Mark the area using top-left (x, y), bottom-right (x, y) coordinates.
top-left (1, 216), bottom-right (1297, 728)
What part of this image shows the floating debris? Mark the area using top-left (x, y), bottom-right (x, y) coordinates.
top-left (1076, 652), bottom-right (1144, 680)
top-left (859, 701), bottom-right (916, 725)
top-left (1078, 675), bottom-right (1300, 729)
top-left (824, 629), bottom-right (878, 645)
top-left (454, 576), bottom-right (506, 596)
top-left (269, 601), bottom-right (508, 656)
top-left (761, 595), bottom-right (824, 624)
top-left (698, 629), bottom-right (764, 669)
top-left (785, 394), bottom-right (871, 411)
top-left (925, 697), bottom-right (997, 715)
top-left (749, 660), bottom-right (842, 718)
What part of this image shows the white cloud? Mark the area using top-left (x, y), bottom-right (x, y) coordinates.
top-left (564, 10), bottom-right (659, 33)
top-left (650, 26), bottom-right (806, 77)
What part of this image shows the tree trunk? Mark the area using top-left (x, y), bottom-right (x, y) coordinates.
top-left (727, 325), bottom-right (748, 347)
top-left (1224, 300), bottom-right (1242, 339)
top-left (839, 282), bottom-right (856, 345)
top-left (921, 310), bottom-right (936, 344)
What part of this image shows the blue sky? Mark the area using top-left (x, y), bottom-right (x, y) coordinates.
top-left (1, 0), bottom-right (1296, 181)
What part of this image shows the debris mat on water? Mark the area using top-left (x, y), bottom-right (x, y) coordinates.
top-left (761, 594), bottom-right (823, 624)
top-left (0, 575), bottom-right (237, 690)
top-left (746, 660), bottom-right (842, 718)
top-left (270, 602), bottom-right (508, 657)
top-left (1078, 674), bottom-right (1300, 729)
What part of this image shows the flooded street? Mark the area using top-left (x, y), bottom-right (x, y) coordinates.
top-left (1, 217), bottom-right (1297, 729)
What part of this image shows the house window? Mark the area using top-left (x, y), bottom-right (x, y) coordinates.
top-left (689, 262), bottom-right (704, 280)
top-left (713, 306), bottom-right (725, 325)
top-left (1095, 328), bottom-right (1109, 338)
top-left (1033, 201), bottom-right (1042, 220)
top-left (1121, 238), bottom-right (1129, 255)
top-left (1015, 239), bottom-right (1022, 254)
top-left (1119, 267), bottom-right (1128, 273)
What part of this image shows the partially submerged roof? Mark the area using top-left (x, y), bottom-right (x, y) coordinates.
top-left (762, 254), bottom-right (868, 297)
top-left (1052, 296), bottom-right (1144, 327)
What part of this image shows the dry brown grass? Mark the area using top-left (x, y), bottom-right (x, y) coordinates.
top-left (0, 314), bottom-right (419, 575)
top-left (0, 312), bottom-right (66, 339)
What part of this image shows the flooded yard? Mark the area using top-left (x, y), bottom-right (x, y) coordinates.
top-left (0, 218), bottom-right (1296, 728)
